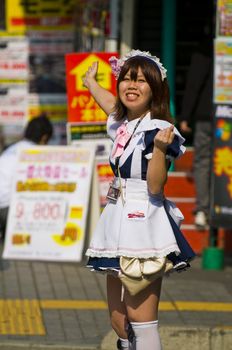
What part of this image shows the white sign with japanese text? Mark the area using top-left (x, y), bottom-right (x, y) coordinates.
top-left (0, 87), bottom-right (28, 125)
top-left (0, 37), bottom-right (29, 79)
top-left (3, 146), bottom-right (94, 262)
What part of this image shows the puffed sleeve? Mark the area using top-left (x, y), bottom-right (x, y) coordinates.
top-left (166, 135), bottom-right (185, 160)
top-left (166, 126), bottom-right (186, 160)
top-left (144, 127), bottom-right (186, 161)
top-left (143, 129), bottom-right (158, 160)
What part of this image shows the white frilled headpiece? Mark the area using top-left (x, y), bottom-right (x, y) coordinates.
top-left (109, 49), bottom-right (167, 81)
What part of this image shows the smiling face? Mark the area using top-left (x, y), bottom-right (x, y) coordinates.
top-left (114, 56), bottom-right (171, 122)
top-left (118, 67), bottom-right (152, 120)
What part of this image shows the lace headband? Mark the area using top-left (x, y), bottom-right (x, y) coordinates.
top-left (109, 49), bottom-right (167, 81)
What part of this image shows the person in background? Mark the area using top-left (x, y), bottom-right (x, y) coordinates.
top-left (0, 114), bottom-right (53, 241)
top-left (83, 50), bottom-right (195, 349)
top-left (178, 35), bottom-right (214, 230)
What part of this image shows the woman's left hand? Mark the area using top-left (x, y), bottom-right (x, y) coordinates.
top-left (153, 125), bottom-right (175, 152)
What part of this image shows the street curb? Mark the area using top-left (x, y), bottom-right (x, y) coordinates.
top-left (0, 343), bottom-right (99, 350)
top-left (101, 326), bottom-right (232, 350)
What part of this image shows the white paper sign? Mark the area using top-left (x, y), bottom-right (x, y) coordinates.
top-left (0, 37), bottom-right (29, 79)
top-left (3, 146), bottom-right (94, 262)
top-left (0, 88), bottom-right (28, 124)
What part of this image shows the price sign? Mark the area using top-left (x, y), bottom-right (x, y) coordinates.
top-left (3, 146), bottom-right (94, 262)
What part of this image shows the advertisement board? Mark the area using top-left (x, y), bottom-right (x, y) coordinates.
top-left (65, 52), bottom-right (118, 123)
top-left (3, 146), bottom-right (94, 262)
top-left (6, 0), bottom-right (76, 34)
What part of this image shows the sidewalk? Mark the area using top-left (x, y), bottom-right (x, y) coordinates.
top-left (0, 241), bottom-right (231, 350)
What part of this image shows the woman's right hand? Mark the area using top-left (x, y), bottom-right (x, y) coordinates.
top-left (82, 61), bottom-right (99, 89)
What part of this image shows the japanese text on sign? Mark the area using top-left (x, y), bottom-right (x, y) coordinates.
top-left (214, 146), bottom-right (232, 197)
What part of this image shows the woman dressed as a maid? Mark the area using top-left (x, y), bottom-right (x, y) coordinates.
top-left (83, 50), bottom-right (195, 350)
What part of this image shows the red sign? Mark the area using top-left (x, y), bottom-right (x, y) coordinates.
top-left (97, 162), bottom-right (114, 210)
top-left (65, 52), bottom-right (118, 123)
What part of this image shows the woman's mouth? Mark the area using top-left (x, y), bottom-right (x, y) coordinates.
top-left (126, 93), bottom-right (139, 101)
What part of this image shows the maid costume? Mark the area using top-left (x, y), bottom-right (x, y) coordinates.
top-left (86, 112), bottom-right (195, 273)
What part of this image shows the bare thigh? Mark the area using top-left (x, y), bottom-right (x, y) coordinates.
top-left (124, 277), bottom-right (162, 322)
top-left (107, 274), bottom-right (128, 339)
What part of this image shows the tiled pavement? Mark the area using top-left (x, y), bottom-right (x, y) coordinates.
top-left (0, 242), bottom-right (231, 349)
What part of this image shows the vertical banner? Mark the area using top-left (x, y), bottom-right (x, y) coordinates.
top-left (1, 0), bottom-right (80, 146)
top-left (3, 146), bottom-right (94, 262)
top-left (216, 0), bottom-right (232, 36)
top-left (65, 52), bottom-right (118, 123)
top-left (0, 37), bottom-right (29, 125)
top-left (0, 36), bottom-right (29, 143)
top-left (214, 38), bottom-right (232, 104)
top-left (211, 1), bottom-right (232, 227)
top-left (211, 105), bottom-right (232, 227)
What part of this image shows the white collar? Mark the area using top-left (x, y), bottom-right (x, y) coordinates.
top-left (126, 113), bottom-right (185, 145)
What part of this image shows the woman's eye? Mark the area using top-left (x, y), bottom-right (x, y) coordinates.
top-left (123, 77), bottom-right (130, 81)
top-left (138, 79), bottom-right (146, 82)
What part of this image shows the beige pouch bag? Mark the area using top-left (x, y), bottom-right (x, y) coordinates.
top-left (119, 256), bottom-right (173, 296)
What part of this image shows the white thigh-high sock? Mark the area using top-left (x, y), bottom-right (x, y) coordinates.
top-left (130, 320), bottom-right (162, 350)
top-left (118, 338), bottom-right (129, 349)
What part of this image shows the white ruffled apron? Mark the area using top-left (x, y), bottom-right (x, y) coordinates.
top-left (86, 177), bottom-right (184, 259)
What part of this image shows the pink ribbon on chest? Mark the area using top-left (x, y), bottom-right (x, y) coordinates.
top-left (111, 123), bottom-right (131, 159)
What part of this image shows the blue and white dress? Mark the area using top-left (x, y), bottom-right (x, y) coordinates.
top-left (86, 112), bottom-right (195, 273)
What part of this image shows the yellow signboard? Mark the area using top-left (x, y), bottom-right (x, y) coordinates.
top-left (6, 0), bottom-right (76, 33)
top-left (70, 54), bottom-right (112, 91)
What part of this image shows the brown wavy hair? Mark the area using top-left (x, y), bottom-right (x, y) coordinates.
top-left (113, 56), bottom-right (172, 122)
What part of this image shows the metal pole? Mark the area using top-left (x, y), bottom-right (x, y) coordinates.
top-left (161, 0), bottom-right (176, 118)
top-left (120, 0), bottom-right (135, 55)
top-left (106, 0), bottom-right (119, 52)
